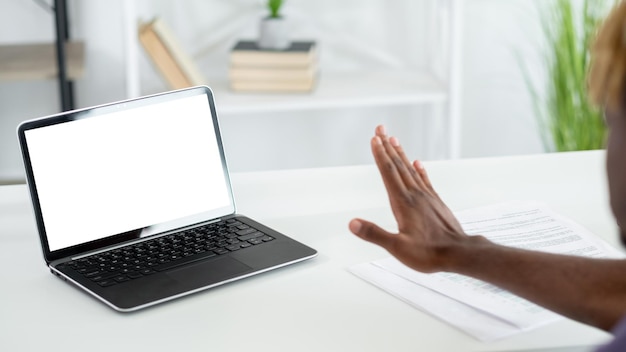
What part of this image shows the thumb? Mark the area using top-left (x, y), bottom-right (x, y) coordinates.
top-left (349, 219), bottom-right (396, 250)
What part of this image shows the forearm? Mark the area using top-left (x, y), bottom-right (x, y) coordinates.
top-left (447, 236), bottom-right (626, 331)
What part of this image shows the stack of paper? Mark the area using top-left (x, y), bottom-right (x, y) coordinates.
top-left (349, 201), bottom-right (624, 341)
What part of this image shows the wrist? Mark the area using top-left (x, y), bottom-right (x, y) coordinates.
top-left (439, 234), bottom-right (494, 273)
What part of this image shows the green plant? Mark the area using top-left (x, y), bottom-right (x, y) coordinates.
top-left (268, 0), bottom-right (284, 18)
top-left (524, 0), bottom-right (611, 152)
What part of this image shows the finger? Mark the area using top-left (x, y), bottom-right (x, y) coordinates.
top-left (375, 124), bottom-right (387, 137)
top-left (349, 218), bottom-right (397, 250)
top-left (382, 135), bottom-right (422, 192)
top-left (413, 159), bottom-right (448, 204)
top-left (389, 136), bottom-right (428, 191)
top-left (372, 135), bottom-right (407, 195)
top-left (373, 125), bottom-right (411, 191)
top-left (413, 160), bottom-right (434, 192)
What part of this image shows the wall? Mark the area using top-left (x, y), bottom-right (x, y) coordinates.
top-left (462, 0), bottom-right (546, 157)
top-left (0, 0), bottom-right (551, 180)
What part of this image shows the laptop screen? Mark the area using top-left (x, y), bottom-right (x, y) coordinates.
top-left (21, 88), bottom-right (233, 254)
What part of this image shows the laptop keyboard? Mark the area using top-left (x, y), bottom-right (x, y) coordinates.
top-left (60, 218), bottom-right (274, 287)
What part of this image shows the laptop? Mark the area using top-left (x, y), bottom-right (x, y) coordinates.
top-left (17, 86), bottom-right (317, 312)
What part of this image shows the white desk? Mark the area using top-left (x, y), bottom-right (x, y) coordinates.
top-left (0, 150), bottom-right (619, 351)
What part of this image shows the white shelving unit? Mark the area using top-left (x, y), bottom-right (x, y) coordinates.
top-left (122, 0), bottom-right (463, 160)
top-left (213, 70), bottom-right (447, 114)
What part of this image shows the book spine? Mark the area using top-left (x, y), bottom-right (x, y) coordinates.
top-left (151, 19), bottom-right (206, 86)
top-left (230, 53), bottom-right (316, 68)
top-left (229, 66), bottom-right (317, 81)
top-left (138, 22), bottom-right (192, 89)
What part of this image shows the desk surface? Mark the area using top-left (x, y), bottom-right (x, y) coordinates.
top-left (0, 150), bottom-right (618, 352)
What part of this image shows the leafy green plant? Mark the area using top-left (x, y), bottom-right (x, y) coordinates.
top-left (268, 0), bottom-right (284, 18)
top-left (525, 0), bottom-right (611, 152)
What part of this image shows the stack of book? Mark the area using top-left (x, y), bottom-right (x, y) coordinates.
top-left (229, 40), bottom-right (318, 93)
top-left (138, 18), bottom-right (207, 90)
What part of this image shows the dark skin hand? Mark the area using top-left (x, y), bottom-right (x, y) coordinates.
top-left (349, 125), bottom-right (473, 273)
top-left (350, 125), bottom-right (626, 331)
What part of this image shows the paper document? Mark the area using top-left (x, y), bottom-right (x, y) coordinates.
top-left (349, 201), bottom-right (624, 341)
top-left (350, 262), bottom-right (530, 342)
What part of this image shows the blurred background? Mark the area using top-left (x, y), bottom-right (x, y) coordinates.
top-left (0, 0), bottom-right (604, 183)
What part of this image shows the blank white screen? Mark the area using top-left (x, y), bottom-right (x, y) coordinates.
top-left (25, 94), bottom-right (231, 251)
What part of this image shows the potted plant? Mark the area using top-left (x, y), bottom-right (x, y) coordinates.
top-left (258, 0), bottom-right (290, 50)
top-left (523, 0), bottom-right (611, 152)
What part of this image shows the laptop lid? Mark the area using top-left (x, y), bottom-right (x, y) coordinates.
top-left (18, 86), bottom-right (235, 265)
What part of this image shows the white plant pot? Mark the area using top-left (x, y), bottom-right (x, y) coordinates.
top-left (258, 17), bottom-right (290, 50)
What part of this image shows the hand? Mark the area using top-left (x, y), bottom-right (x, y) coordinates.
top-left (349, 125), bottom-right (473, 273)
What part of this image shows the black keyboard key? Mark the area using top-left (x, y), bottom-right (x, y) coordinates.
top-left (153, 251), bottom-right (217, 272)
top-left (90, 272), bottom-right (119, 282)
top-left (236, 228), bottom-right (256, 236)
top-left (97, 279), bottom-right (117, 287)
top-left (84, 270), bottom-right (104, 278)
top-left (238, 231), bottom-right (265, 241)
top-left (248, 238), bottom-right (263, 245)
top-left (127, 272), bottom-right (143, 279)
top-left (114, 275), bottom-right (130, 283)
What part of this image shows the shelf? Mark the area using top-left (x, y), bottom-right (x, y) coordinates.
top-left (210, 70), bottom-right (447, 115)
top-left (122, 0), bottom-right (462, 158)
top-left (0, 41), bottom-right (85, 81)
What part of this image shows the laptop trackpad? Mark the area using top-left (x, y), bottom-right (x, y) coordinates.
top-left (164, 256), bottom-right (253, 288)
